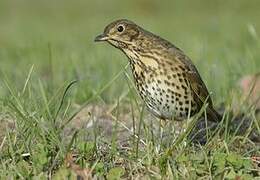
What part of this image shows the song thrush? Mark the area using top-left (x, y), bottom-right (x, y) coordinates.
top-left (95, 19), bottom-right (221, 122)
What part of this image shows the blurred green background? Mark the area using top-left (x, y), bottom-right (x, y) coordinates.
top-left (0, 0), bottom-right (259, 104)
top-left (0, 1), bottom-right (259, 178)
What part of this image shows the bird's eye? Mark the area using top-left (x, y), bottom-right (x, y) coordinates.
top-left (117, 25), bottom-right (124, 32)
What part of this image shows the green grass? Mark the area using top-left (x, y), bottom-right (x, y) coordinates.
top-left (0, 0), bottom-right (259, 179)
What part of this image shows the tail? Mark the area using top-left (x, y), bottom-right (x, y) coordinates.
top-left (206, 107), bottom-right (222, 122)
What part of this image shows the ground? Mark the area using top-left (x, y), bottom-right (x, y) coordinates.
top-left (0, 0), bottom-right (259, 179)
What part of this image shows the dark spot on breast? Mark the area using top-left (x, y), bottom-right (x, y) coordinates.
top-left (167, 61), bottom-right (173, 65)
top-left (147, 91), bottom-right (151, 95)
top-left (179, 65), bottom-right (185, 71)
top-left (159, 101), bottom-right (162, 105)
top-left (179, 78), bottom-right (183, 82)
top-left (157, 80), bottom-right (161, 84)
top-left (172, 74), bottom-right (176, 78)
top-left (167, 75), bottom-right (171, 79)
top-left (164, 80), bottom-right (170, 85)
top-left (181, 85), bottom-right (187, 91)
top-left (179, 101), bottom-right (183, 106)
top-left (134, 72), bottom-right (138, 77)
top-left (140, 72), bottom-right (145, 78)
top-left (184, 79), bottom-right (189, 86)
top-left (167, 89), bottom-right (175, 94)
top-left (175, 92), bottom-right (181, 97)
top-left (176, 85), bottom-right (180, 90)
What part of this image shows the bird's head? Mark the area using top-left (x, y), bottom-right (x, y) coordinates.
top-left (95, 19), bottom-right (176, 61)
top-left (94, 19), bottom-right (143, 50)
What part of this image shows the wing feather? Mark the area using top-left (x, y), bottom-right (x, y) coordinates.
top-left (173, 52), bottom-right (221, 122)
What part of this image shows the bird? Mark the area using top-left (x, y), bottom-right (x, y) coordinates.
top-left (94, 19), bottom-right (221, 122)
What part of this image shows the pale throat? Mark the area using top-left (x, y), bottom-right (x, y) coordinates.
top-left (124, 49), bottom-right (159, 69)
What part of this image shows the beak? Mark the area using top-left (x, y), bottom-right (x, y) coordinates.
top-left (94, 34), bottom-right (109, 42)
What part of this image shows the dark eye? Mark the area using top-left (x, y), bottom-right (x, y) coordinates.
top-left (117, 25), bottom-right (124, 32)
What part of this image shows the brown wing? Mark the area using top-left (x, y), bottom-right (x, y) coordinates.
top-left (174, 53), bottom-right (213, 108)
top-left (174, 53), bottom-right (221, 122)
top-left (185, 69), bottom-right (213, 108)
top-left (186, 64), bottom-right (223, 122)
